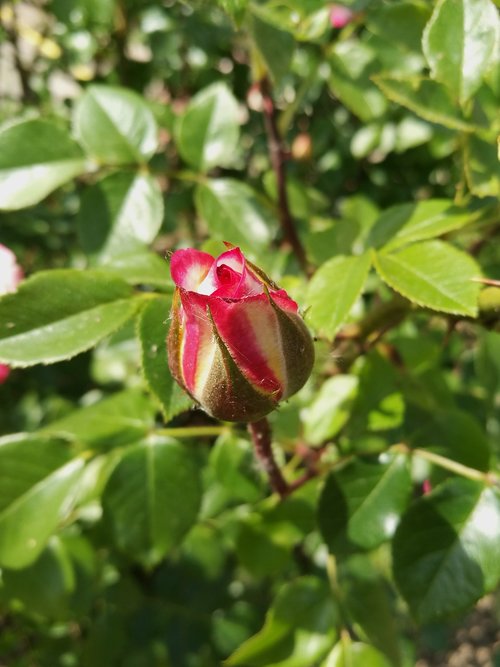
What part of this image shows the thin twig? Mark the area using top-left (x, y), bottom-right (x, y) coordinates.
top-left (248, 417), bottom-right (290, 498)
top-left (259, 77), bottom-right (310, 275)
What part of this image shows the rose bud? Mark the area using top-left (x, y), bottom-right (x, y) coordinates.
top-left (0, 244), bottom-right (23, 385)
top-left (330, 5), bottom-right (354, 29)
top-left (167, 245), bottom-right (314, 422)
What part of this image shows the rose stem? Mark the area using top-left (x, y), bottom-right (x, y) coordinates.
top-left (259, 77), bottom-right (310, 276)
top-left (248, 417), bottom-right (290, 498)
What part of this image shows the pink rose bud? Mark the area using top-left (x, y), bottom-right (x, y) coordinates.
top-left (167, 245), bottom-right (314, 422)
top-left (0, 244), bottom-right (23, 384)
top-left (330, 5), bottom-right (354, 28)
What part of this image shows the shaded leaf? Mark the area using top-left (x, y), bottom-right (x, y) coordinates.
top-left (226, 576), bottom-right (338, 666)
top-left (318, 453), bottom-right (412, 554)
top-left (393, 478), bottom-right (500, 622)
top-left (249, 9), bottom-right (295, 84)
top-left (103, 436), bottom-right (202, 566)
top-left (0, 434), bottom-right (84, 569)
top-left (138, 296), bottom-right (191, 421)
top-left (41, 389), bottom-right (156, 449)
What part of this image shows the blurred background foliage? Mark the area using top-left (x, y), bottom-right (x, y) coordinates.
top-left (0, 0), bottom-right (500, 665)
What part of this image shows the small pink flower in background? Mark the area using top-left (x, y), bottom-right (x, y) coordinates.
top-left (167, 244), bottom-right (314, 422)
top-left (330, 4), bottom-right (354, 28)
top-left (0, 244), bottom-right (23, 384)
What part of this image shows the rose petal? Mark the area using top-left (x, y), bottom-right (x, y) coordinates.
top-left (0, 244), bottom-right (23, 295)
top-left (170, 249), bottom-right (214, 291)
top-left (198, 247), bottom-right (264, 298)
top-left (208, 293), bottom-right (286, 397)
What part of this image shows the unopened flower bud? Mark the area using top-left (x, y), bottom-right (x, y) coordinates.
top-left (330, 5), bottom-right (354, 29)
top-left (167, 245), bottom-right (314, 422)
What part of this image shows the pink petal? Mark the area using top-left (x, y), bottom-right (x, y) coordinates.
top-left (170, 249), bottom-right (214, 291)
top-left (198, 247), bottom-right (264, 298)
top-left (268, 289), bottom-right (299, 314)
top-left (208, 294), bottom-right (286, 397)
top-left (0, 244), bottom-right (23, 295)
top-left (178, 290), bottom-right (215, 396)
top-left (330, 5), bottom-right (354, 28)
top-left (0, 364), bottom-right (10, 384)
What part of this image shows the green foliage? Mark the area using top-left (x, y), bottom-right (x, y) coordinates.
top-left (1, 0), bottom-right (500, 665)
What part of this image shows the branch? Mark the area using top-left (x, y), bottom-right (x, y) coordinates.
top-left (248, 418), bottom-right (290, 498)
top-left (259, 77), bottom-right (310, 276)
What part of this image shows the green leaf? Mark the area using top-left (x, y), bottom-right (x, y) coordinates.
top-left (323, 641), bottom-right (392, 667)
top-left (422, 0), bottom-right (500, 106)
top-left (318, 453), bottom-right (412, 555)
top-left (195, 179), bottom-right (276, 253)
top-left (373, 240), bottom-right (481, 317)
top-left (226, 576), bottom-right (338, 667)
top-left (303, 375), bottom-right (359, 446)
top-left (393, 478), bottom-right (500, 622)
top-left (208, 432), bottom-right (263, 503)
top-left (0, 434), bottom-right (84, 569)
top-left (41, 389), bottom-right (156, 449)
top-left (463, 133), bottom-right (500, 198)
top-left (329, 40), bottom-right (388, 122)
top-left (411, 409), bottom-right (491, 472)
top-left (368, 200), bottom-right (475, 251)
top-left (102, 250), bottom-right (172, 289)
top-left (2, 534), bottom-right (96, 618)
top-left (373, 75), bottom-right (482, 133)
top-left (0, 119), bottom-right (86, 210)
top-left (249, 9), bottom-right (295, 85)
top-left (0, 270), bottom-right (141, 367)
top-left (78, 172), bottom-right (164, 262)
top-left (366, 1), bottom-right (431, 52)
top-left (306, 253), bottom-right (372, 339)
top-left (102, 437), bottom-right (202, 566)
top-left (73, 85), bottom-right (158, 165)
top-left (175, 82), bottom-right (240, 172)
top-left (138, 296), bottom-right (191, 421)
top-left (339, 556), bottom-right (401, 667)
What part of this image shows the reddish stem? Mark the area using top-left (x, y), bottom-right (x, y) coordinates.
top-left (248, 418), bottom-right (290, 498)
top-left (259, 78), bottom-right (310, 276)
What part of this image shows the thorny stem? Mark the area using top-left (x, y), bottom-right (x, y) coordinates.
top-left (248, 417), bottom-right (291, 498)
top-left (259, 77), bottom-right (310, 276)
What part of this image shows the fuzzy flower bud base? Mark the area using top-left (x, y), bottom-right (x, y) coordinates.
top-left (167, 245), bottom-right (314, 422)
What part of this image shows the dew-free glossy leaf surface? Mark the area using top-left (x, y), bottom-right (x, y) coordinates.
top-left (0, 434), bottom-right (84, 568)
top-left (138, 296), bottom-right (191, 421)
top-left (303, 375), bottom-right (359, 445)
top-left (103, 437), bottom-right (202, 566)
top-left (423, 0), bottom-right (500, 105)
top-left (393, 478), bottom-right (500, 622)
top-left (74, 85), bottom-right (158, 164)
top-left (323, 641), bottom-right (392, 667)
top-left (0, 270), bottom-right (140, 366)
top-left (249, 9), bottom-right (295, 85)
top-left (176, 82), bottom-right (240, 171)
top-left (368, 199), bottom-right (474, 251)
top-left (373, 240), bottom-right (481, 316)
top-left (78, 172), bottom-right (164, 262)
top-left (307, 253), bottom-right (371, 339)
top-left (318, 453), bottom-right (412, 554)
top-left (0, 119), bottom-right (86, 210)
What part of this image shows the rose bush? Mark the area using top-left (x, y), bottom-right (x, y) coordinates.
top-left (168, 245), bottom-right (314, 422)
